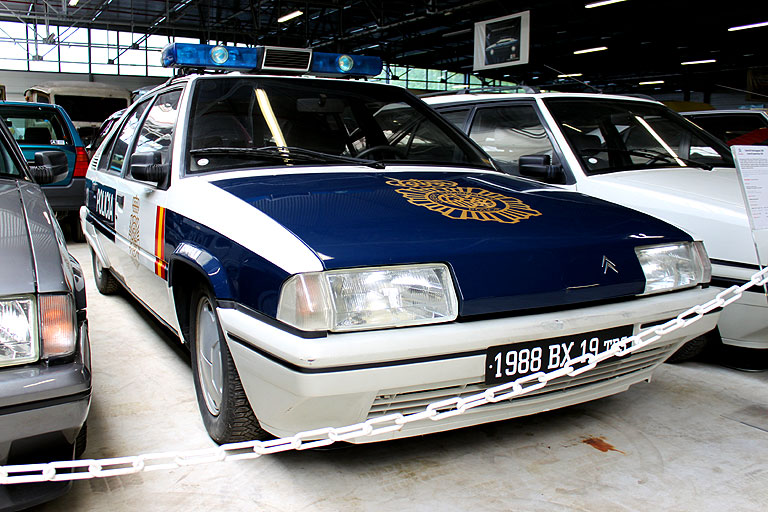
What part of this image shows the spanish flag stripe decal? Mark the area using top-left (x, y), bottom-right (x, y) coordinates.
top-left (154, 206), bottom-right (167, 279)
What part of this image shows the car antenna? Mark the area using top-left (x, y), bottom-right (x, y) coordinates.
top-left (543, 64), bottom-right (603, 94)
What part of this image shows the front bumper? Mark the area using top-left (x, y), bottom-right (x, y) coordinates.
top-left (222, 286), bottom-right (719, 442)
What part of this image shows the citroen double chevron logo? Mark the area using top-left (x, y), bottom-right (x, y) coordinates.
top-left (602, 255), bottom-right (618, 274)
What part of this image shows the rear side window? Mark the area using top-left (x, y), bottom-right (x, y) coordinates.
top-left (0, 106), bottom-right (72, 146)
top-left (439, 108), bottom-right (471, 129)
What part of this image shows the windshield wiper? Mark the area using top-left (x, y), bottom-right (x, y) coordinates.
top-left (577, 147), bottom-right (714, 170)
top-left (190, 146), bottom-right (385, 169)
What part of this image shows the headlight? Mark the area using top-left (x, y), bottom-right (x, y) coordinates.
top-left (0, 296), bottom-right (39, 367)
top-left (277, 264), bottom-right (459, 332)
top-left (635, 241), bottom-right (711, 295)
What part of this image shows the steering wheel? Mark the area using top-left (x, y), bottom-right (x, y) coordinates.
top-left (356, 145), bottom-right (407, 159)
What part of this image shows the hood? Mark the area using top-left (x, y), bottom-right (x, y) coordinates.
top-left (213, 169), bottom-right (693, 317)
top-left (0, 179), bottom-right (70, 297)
top-left (580, 166), bottom-right (760, 267)
top-left (0, 179), bottom-right (36, 295)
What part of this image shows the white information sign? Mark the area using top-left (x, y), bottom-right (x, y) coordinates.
top-left (733, 145), bottom-right (768, 231)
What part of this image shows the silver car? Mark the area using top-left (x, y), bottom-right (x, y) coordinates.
top-left (0, 118), bottom-right (91, 509)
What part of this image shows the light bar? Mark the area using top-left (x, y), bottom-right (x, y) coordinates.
top-left (161, 43), bottom-right (382, 77)
top-left (681, 59), bottom-right (716, 65)
top-left (558, 73), bottom-right (583, 78)
top-left (728, 21), bottom-right (768, 32)
top-left (162, 43), bottom-right (262, 70)
top-left (311, 52), bottom-right (382, 77)
top-left (639, 80), bottom-right (664, 85)
top-left (574, 46), bottom-right (607, 55)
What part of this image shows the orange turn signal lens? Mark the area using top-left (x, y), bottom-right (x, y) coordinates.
top-left (39, 295), bottom-right (76, 358)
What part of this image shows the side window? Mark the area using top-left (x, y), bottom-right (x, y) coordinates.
top-left (127, 90), bottom-right (181, 183)
top-left (468, 105), bottom-right (557, 175)
top-left (439, 108), bottom-right (471, 130)
top-left (98, 101), bottom-right (149, 173)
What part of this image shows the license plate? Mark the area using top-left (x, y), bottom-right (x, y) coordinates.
top-left (485, 325), bottom-right (633, 385)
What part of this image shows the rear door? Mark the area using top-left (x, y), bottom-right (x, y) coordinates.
top-left (85, 99), bottom-right (151, 283)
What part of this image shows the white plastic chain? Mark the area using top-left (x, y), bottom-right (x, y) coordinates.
top-left (2, 268), bottom-right (767, 485)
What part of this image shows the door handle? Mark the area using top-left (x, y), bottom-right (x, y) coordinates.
top-left (116, 194), bottom-right (124, 208)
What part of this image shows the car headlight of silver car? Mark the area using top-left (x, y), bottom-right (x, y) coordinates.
top-left (277, 264), bottom-right (459, 332)
top-left (635, 241), bottom-right (711, 295)
top-left (0, 296), bottom-right (38, 367)
top-left (0, 294), bottom-right (76, 367)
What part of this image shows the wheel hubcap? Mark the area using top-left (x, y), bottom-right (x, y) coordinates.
top-left (196, 297), bottom-right (223, 416)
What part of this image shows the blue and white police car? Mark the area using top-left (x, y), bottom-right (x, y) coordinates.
top-left (81, 43), bottom-right (719, 444)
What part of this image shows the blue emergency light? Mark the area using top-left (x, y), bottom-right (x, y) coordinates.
top-left (161, 43), bottom-right (382, 77)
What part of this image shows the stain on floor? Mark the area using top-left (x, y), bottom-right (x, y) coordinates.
top-left (582, 436), bottom-right (626, 454)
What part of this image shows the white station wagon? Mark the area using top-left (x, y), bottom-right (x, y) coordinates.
top-left (426, 92), bottom-right (766, 358)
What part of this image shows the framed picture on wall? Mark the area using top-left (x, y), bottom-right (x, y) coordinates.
top-left (473, 11), bottom-right (530, 71)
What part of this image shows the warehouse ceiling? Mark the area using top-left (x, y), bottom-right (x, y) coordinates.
top-left (1, 0), bottom-right (766, 97)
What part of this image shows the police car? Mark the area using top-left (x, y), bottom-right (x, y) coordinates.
top-left (81, 44), bottom-right (719, 444)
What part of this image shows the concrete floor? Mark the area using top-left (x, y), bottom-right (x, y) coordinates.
top-left (29, 242), bottom-right (768, 511)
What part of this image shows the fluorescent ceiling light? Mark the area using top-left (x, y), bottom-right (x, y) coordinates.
top-left (68, 0), bottom-right (78, 5)
top-left (558, 73), bottom-right (583, 78)
top-left (728, 21), bottom-right (768, 32)
top-left (574, 46), bottom-right (607, 55)
top-left (639, 80), bottom-right (664, 85)
top-left (278, 10), bottom-right (303, 23)
top-left (585, 0), bottom-right (627, 8)
top-left (681, 59), bottom-right (716, 65)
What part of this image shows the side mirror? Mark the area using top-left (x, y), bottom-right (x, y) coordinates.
top-left (29, 150), bottom-right (69, 185)
top-left (519, 154), bottom-right (566, 184)
top-left (130, 152), bottom-right (169, 184)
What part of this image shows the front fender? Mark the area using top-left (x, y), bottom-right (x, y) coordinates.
top-left (168, 242), bottom-right (233, 298)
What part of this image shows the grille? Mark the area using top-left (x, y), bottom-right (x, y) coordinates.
top-left (261, 47), bottom-right (311, 72)
top-left (368, 341), bottom-right (676, 419)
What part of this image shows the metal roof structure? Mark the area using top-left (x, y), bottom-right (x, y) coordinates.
top-left (1, 0), bottom-right (766, 98)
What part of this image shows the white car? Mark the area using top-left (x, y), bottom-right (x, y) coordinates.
top-left (426, 91), bottom-right (766, 356)
top-left (81, 45), bottom-right (717, 445)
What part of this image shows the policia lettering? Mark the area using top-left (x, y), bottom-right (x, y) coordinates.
top-left (386, 179), bottom-right (541, 224)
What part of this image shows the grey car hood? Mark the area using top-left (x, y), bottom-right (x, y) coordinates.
top-left (0, 179), bottom-right (69, 296)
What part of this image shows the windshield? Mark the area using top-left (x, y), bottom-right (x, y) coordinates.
top-left (543, 97), bottom-right (734, 175)
top-left (186, 77), bottom-right (491, 173)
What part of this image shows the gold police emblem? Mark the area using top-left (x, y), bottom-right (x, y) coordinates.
top-left (386, 178), bottom-right (541, 224)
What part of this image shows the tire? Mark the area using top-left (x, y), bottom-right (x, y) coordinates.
top-left (667, 328), bottom-right (721, 363)
top-left (91, 249), bottom-right (120, 295)
top-left (189, 287), bottom-right (268, 444)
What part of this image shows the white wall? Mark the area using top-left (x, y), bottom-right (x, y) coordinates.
top-left (0, 70), bottom-right (168, 101)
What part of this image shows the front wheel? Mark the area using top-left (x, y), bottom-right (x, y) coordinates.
top-left (189, 287), bottom-right (268, 444)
